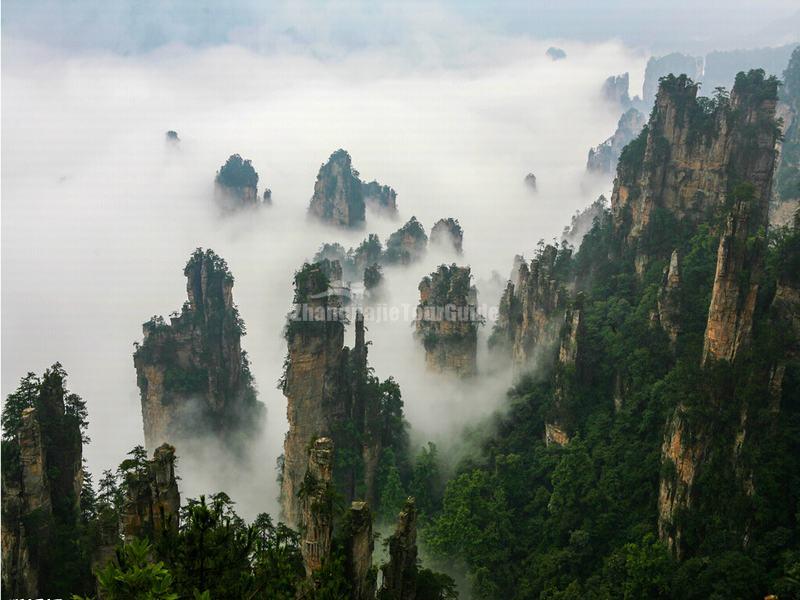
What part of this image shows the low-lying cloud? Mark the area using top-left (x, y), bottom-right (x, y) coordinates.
top-left (2, 30), bottom-right (633, 519)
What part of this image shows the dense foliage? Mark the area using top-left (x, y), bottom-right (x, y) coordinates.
top-left (215, 154), bottom-right (258, 189)
top-left (423, 202), bottom-right (800, 598)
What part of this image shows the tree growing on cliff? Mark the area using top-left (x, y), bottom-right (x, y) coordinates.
top-left (1, 371), bottom-right (40, 439)
top-left (216, 154), bottom-right (258, 189)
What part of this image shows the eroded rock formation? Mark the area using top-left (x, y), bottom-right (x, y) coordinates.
top-left (362, 180), bottom-right (398, 217)
top-left (546, 296), bottom-right (584, 447)
top-left (1, 367), bottom-right (83, 598)
top-left (416, 264), bottom-right (479, 377)
top-left (380, 498), bottom-right (418, 600)
top-left (601, 73), bottom-right (631, 108)
top-left (214, 154), bottom-right (262, 211)
top-left (121, 444), bottom-right (180, 541)
top-left (133, 248), bottom-right (263, 453)
top-left (612, 72), bottom-right (780, 276)
top-left (385, 217), bottom-right (427, 264)
top-left (586, 108), bottom-right (645, 175)
top-left (299, 437), bottom-right (335, 577)
top-left (655, 71), bottom-right (781, 556)
top-left (490, 245), bottom-right (569, 373)
top-left (345, 501), bottom-right (376, 600)
top-left (773, 46), bottom-right (800, 225)
top-left (281, 263), bottom-right (384, 526)
top-left (308, 149), bottom-right (365, 227)
top-left (430, 218), bottom-right (464, 254)
top-left (657, 249), bottom-right (682, 348)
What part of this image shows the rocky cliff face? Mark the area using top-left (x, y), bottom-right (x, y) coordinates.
top-left (430, 218), bottom-right (464, 254)
top-left (133, 248), bottom-right (263, 453)
top-left (380, 498), bottom-right (418, 600)
top-left (385, 217), bottom-right (427, 264)
top-left (546, 296), bottom-right (584, 447)
top-left (1, 367), bottom-right (83, 598)
top-left (416, 264), bottom-right (479, 377)
top-left (309, 149), bottom-right (366, 227)
top-left (214, 154), bottom-right (262, 211)
top-left (121, 444), bottom-right (180, 541)
top-left (655, 71), bottom-right (781, 556)
top-left (490, 245), bottom-right (568, 373)
top-left (768, 212), bottom-right (800, 404)
top-left (642, 53), bottom-right (703, 104)
top-left (562, 196), bottom-right (607, 248)
top-left (362, 180), bottom-right (398, 217)
top-left (281, 263), bottom-right (383, 526)
top-left (299, 437), bottom-right (335, 577)
top-left (773, 46), bottom-right (800, 225)
top-left (586, 108), bottom-right (645, 175)
top-left (296, 440), bottom-right (377, 598)
top-left (601, 73), bottom-right (631, 108)
top-left (345, 501), bottom-right (376, 600)
top-left (657, 249), bottom-right (682, 348)
top-left (702, 185), bottom-right (773, 364)
top-left (612, 72), bottom-right (780, 276)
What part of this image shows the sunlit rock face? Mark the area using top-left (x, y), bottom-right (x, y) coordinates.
top-left (611, 72), bottom-right (779, 278)
top-left (133, 248), bottom-right (263, 454)
top-left (308, 149), bottom-right (365, 227)
top-left (416, 264), bottom-right (480, 377)
top-left (647, 71), bottom-right (781, 556)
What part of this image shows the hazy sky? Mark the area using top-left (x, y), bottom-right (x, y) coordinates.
top-left (3, 0), bottom-right (799, 56)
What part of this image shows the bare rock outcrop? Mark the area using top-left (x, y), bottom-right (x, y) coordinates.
top-left (308, 149), bottom-right (365, 227)
top-left (214, 154), bottom-right (263, 211)
top-left (1, 366), bottom-right (83, 598)
top-left (281, 263), bottom-right (383, 526)
top-left (586, 108), bottom-right (645, 175)
top-left (121, 444), bottom-right (180, 541)
top-left (385, 217), bottom-right (427, 264)
top-left (524, 172), bottom-right (538, 192)
top-left (299, 437), bottom-right (335, 577)
top-left (611, 71), bottom-right (780, 277)
top-left (546, 295), bottom-right (584, 447)
top-left (657, 249), bottom-right (682, 348)
top-left (345, 501), bottom-right (376, 600)
top-left (362, 180), bottom-right (398, 217)
top-left (416, 264), bottom-right (480, 377)
top-left (133, 248), bottom-right (263, 453)
top-left (380, 498), bottom-right (418, 600)
top-left (773, 46), bottom-right (800, 225)
top-left (654, 71), bottom-right (781, 556)
top-left (489, 245), bottom-right (569, 373)
top-left (430, 218), bottom-right (464, 254)
top-left (601, 73), bottom-right (631, 108)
